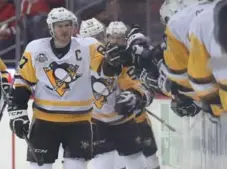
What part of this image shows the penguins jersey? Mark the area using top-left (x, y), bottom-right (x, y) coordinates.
top-left (188, 7), bottom-right (225, 116)
top-left (163, 2), bottom-right (215, 99)
top-left (91, 65), bottom-right (146, 125)
top-left (14, 37), bottom-right (105, 122)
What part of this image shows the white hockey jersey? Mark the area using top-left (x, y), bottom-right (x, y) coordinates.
top-left (91, 66), bottom-right (145, 125)
top-left (164, 2), bottom-right (215, 99)
top-left (14, 37), bottom-right (105, 122)
top-left (76, 37), bottom-right (147, 124)
top-left (188, 6), bottom-right (225, 116)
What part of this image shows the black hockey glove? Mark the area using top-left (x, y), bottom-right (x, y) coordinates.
top-left (8, 87), bottom-right (31, 139)
top-left (115, 90), bottom-right (142, 116)
top-left (139, 68), bottom-right (159, 91)
top-left (126, 66), bottom-right (138, 80)
top-left (157, 61), bottom-right (172, 96)
top-left (8, 104), bottom-right (29, 139)
top-left (171, 86), bottom-right (202, 117)
top-left (105, 43), bottom-right (125, 67)
top-left (171, 98), bottom-right (202, 117)
top-left (126, 24), bottom-right (142, 39)
top-left (102, 44), bottom-right (126, 76)
top-left (126, 25), bottom-right (149, 49)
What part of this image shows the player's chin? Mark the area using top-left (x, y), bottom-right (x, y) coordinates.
top-left (60, 35), bottom-right (71, 43)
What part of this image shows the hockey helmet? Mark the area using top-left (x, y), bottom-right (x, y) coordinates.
top-left (106, 21), bottom-right (128, 35)
top-left (79, 18), bottom-right (105, 37)
top-left (159, 0), bottom-right (185, 25)
top-left (46, 7), bottom-right (77, 37)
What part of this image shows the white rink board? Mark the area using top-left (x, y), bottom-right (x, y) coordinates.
top-left (0, 99), bottom-right (186, 169)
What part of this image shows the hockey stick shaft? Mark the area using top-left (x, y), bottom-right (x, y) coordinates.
top-left (145, 108), bottom-right (178, 132)
top-left (23, 132), bottom-right (43, 166)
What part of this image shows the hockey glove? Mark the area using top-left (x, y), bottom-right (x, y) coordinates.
top-left (200, 95), bottom-right (224, 124)
top-left (115, 91), bottom-right (141, 116)
top-left (102, 44), bottom-right (126, 76)
top-left (126, 24), bottom-right (142, 40)
top-left (157, 62), bottom-right (172, 96)
top-left (171, 94), bottom-right (202, 117)
top-left (126, 25), bottom-right (149, 49)
top-left (8, 105), bottom-right (29, 139)
top-left (126, 66), bottom-right (138, 80)
top-left (105, 44), bottom-right (126, 67)
top-left (140, 68), bottom-right (159, 91)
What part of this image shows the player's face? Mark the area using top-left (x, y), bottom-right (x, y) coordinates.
top-left (53, 21), bottom-right (74, 43)
top-left (107, 33), bottom-right (126, 45)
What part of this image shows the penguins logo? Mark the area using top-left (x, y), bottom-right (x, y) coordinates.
top-left (91, 76), bottom-right (115, 109)
top-left (43, 61), bottom-right (82, 96)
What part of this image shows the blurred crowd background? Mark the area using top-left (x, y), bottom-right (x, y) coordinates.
top-left (0, 0), bottom-right (164, 68)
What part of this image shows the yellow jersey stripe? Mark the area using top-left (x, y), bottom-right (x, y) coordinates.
top-left (33, 108), bottom-right (92, 122)
top-left (34, 97), bottom-right (94, 107)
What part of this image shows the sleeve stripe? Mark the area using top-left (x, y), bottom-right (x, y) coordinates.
top-left (14, 75), bottom-right (36, 86)
top-left (188, 75), bottom-right (215, 84)
top-left (1, 71), bottom-right (8, 74)
top-left (166, 65), bottom-right (187, 74)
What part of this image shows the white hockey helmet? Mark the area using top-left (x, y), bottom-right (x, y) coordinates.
top-left (79, 18), bottom-right (104, 37)
top-left (159, 0), bottom-right (185, 25)
top-left (106, 21), bottom-right (128, 35)
top-left (46, 7), bottom-right (77, 36)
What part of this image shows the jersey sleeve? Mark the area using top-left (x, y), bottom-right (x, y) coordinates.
top-left (118, 67), bottom-right (145, 96)
top-left (188, 17), bottom-right (223, 116)
top-left (188, 20), bottom-right (218, 99)
top-left (14, 42), bottom-right (38, 91)
top-left (163, 26), bottom-right (191, 90)
top-left (10, 41), bottom-right (38, 109)
top-left (89, 42), bottom-right (105, 73)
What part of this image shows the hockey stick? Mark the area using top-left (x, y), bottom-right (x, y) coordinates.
top-left (23, 132), bottom-right (44, 166)
top-left (145, 108), bottom-right (181, 134)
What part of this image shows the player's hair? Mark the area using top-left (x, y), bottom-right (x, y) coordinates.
top-left (214, 0), bottom-right (227, 53)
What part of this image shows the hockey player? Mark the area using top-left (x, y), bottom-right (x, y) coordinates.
top-left (185, 1), bottom-right (227, 168)
top-left (104, 21), bottom-right (159, 169)
top-left (126, 0), bottom-right (219, 118)
top-left (159, 0), bottom-right (220, 116)
top-left (80, 20), bottom-right (149, 169)
top-left (7, 8), bottom-right (121, 169)
top-left (123, 25), bottom-right (161, 169)
top-left (187, 1), bottom-right (222, 118)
